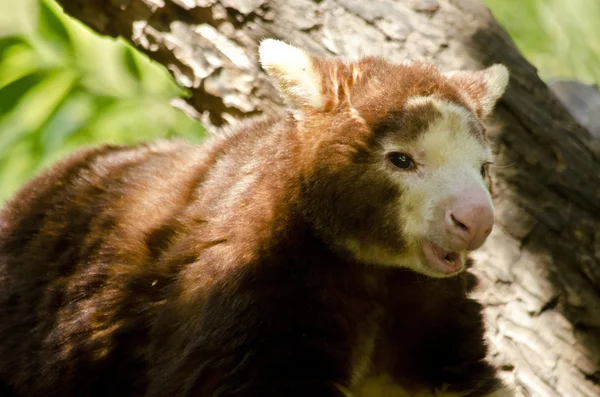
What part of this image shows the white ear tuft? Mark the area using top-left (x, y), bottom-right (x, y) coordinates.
top-left (480, 64), bottom-right (509, 113)
top-left (259, 39), bottom-right (325, 113)
top-left (445, 64), bottom-right (509, 118)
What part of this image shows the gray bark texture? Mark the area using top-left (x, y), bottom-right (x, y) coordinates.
top-left (53, 0), bottom-right (600, 395)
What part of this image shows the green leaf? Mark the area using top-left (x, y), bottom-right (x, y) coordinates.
top-left (62, 94), bottom-right (120, 146)
top-left (0, 139), bottom-right (37, 203)
top-left (0, 69), bottom-right (78, 155)
top-left (0, 41), bottom-right (40, 88)
top-left (37, 0), bottom-right (73, 55)
top-left (0, 71), bottom-right (44, 116)
top-left (37, 90), bottom-right (95, 167)
top-left (122, 46), bottom-right (142, 82)
top-left (0, 36), bottom-right (27, 60)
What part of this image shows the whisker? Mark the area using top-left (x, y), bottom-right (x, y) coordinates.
top-left (489, 162), bottom-right (516, 169)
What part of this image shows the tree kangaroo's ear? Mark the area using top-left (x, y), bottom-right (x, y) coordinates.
top-left (445, 64), bottom-right (509, 119)
top-left (259, 39), bottom-right (342, 119)
top-left (259, 39), bottom-right (326, 115)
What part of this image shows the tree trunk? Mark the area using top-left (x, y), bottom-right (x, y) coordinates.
top-left (54, 0), bottom-right (600, 395)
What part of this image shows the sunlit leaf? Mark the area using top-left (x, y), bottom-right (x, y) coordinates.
top-left (0, 0), bottom-right (204, 201)
top-left (0, 41), bottom-right (40, 88)
top-left (37, 0), bottom-right (73, 55)
top-left (0, 71), bottom-right (45, 115)
top-left (122, 46), bottom-right (142, 83)
top-left (37, 89), bottom-right (95, 168)
top-left (0, 139), bottom-right (36, 202)
top-left (63, 94), bottom-right (120, 142)
top-left (0, 36), bottom-right (27, 59)
top-left (0, 70), bottom-right (78, 154)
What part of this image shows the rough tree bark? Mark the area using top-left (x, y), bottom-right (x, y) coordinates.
top-left (53, 0), bottom-right (600, 395)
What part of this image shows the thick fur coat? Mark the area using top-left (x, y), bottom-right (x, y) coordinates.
top-left (0, 40), bottom-right (511, 397)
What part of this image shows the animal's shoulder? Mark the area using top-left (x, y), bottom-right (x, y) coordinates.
top-left (0, 139), bottom-right (214, 279)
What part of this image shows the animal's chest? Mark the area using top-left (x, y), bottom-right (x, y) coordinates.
top-left (349, 338), bottom-right (446, 397)
top-left (347, 276), bottom-right (464, 397)
top-left (350, 347), bottom-right (464, 397)
top-left (352, 373), bottom-right (463, 397)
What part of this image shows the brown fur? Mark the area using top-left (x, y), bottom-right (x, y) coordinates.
top-left (0, 50), bottom-right (507, 397)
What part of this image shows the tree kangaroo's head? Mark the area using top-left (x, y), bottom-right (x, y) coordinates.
top-left (260, 39), bottom-right (509, 278)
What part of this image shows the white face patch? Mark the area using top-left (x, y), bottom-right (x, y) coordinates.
top-left (399, 97), bottom-right (492, 276)
top-left (362, 97), bottom-right (494, 277)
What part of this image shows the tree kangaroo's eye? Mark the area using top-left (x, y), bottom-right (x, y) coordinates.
top-left (388, 152), bottom-right (415, 170)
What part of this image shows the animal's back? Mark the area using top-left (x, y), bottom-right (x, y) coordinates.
top-left (0, 139), bottom-right (217, 396)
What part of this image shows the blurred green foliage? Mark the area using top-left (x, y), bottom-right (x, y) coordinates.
top-left (0, 0), bottom-right (204, 202)
top-left (484, 0), bottom-right (600, 85)
top-left (0, 0), bottom-right (598, 202)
